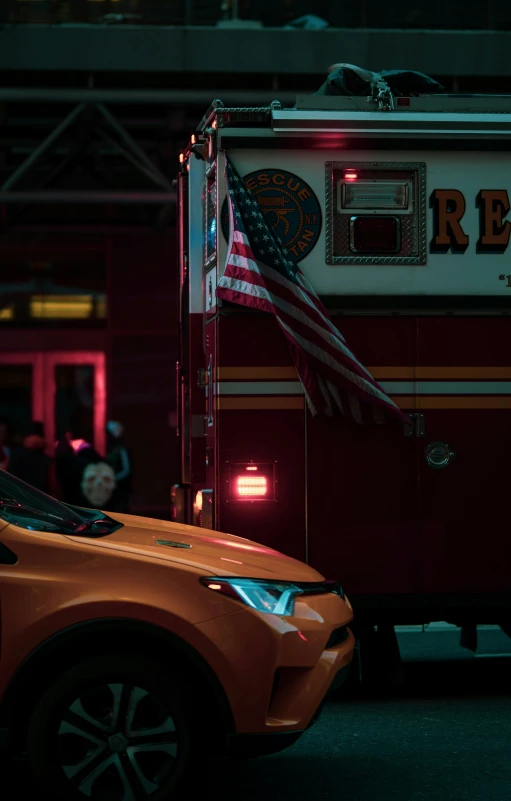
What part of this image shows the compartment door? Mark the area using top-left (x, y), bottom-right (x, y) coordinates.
top-left (418, 317), bottom-right (511, 594)
top-left (306, 316), bottom-right (420, 597)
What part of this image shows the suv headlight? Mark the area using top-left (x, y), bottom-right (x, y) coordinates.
top-left (200, 577), bottom-right (302, 615)
top-left (200, 577), bottom-right (346, 617)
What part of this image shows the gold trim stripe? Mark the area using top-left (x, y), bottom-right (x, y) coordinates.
top-left (216, 397), bottom-right (304, 410)
top-left (217, 366), bottom-right (298, 380)
top-left (217, 366), bottom-right (511, 380)
top-left (216, 395), bottom-right (511, 411)
top-left (393, 396), bottom-right (511, 410)
top-left (374, 366), bottom-right (511, 379)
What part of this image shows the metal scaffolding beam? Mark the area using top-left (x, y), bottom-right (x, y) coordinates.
top-left (0, 101), bottom-right (177, 218)
top-left (0, 88), bottom-right (297, 105)
top-left (0, 191), bottom-right (176, 205)
top-left (1, 25), bottom-right (511, 77)
top-left (1, 104), bottom-right (86, 191)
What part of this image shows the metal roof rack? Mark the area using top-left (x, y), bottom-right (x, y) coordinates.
top-left (296, 94), bottom-right (511, 113)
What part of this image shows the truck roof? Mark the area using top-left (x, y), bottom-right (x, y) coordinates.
top-left (194, 95), bottom-right (511, 143)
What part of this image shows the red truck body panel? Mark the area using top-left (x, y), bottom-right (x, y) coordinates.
top-left (176, 97), bottom-right (511, 626)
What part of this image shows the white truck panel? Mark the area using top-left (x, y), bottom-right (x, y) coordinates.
top-left (215, 147), bottom-right (511, 297)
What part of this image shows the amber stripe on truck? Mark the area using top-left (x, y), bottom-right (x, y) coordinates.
top-left (215, 366), bottom-right (511, 410)
top-left (217, 366), bottom-right (511, 380)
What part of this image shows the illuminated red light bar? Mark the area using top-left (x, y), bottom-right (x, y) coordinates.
top-left (236, 476), bottom-right (268, 497)
top-left (228, 461), bottom-right (275, 502)
top-left (345, 172), bottom-right (358, 181)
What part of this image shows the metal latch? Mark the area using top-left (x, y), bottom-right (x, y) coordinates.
top-left (207, 354), bottom-right (214, 427)
top-left (404, 412), bottom-right (425, 437)
top-left (425, 441), bottom-right (456, 470)
top-left (368, 78), bottom-right (395, 112)
top-left (197, 368), bottom-right (208, 388)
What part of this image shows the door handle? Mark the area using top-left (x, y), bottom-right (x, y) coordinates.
top-left (404, 412), bottom-right (425, 437)
top-left (207, 354), bottom-right (214, 427)
top-left (425, 441), bottom-right (456, 470)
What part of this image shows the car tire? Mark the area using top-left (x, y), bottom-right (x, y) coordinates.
top-left (25, 651), bottom-right (204, 801)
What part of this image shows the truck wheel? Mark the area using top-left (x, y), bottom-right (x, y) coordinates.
top-left (26, 652), bottom-right (203, 801)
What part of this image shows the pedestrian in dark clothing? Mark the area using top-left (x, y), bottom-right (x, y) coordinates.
top-left (55, 428), bottom-right (102, 505)
top-left (54, 432), bottom-right (76, 502)
top-left (0, 417), bottom-right (11, 471)
top-left (8, 421), bottom-right (57, 495)
top-left (106, 421), bottom-right (132, 513)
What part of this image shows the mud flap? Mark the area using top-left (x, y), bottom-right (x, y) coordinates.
top-left (460, 623), bottom-right (478, 652)
top-left (356, 624), bottom-right (405, 689)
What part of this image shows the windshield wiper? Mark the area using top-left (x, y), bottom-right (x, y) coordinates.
top-left (73, 518), bottom-right (116, 534)
top-left (0, 499), bottom-right (80, 530)
top-left (0, 499), bottom-right (117, 535)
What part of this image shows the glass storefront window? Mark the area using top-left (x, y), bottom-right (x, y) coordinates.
top-left (55, 364), bottom-right (95, 443)
top-left (0, 260), bottom-right (106, 325)
top-left (0, 364), bottom-right (33, 448)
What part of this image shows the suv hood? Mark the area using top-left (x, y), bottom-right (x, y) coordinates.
top-left (69, 512), bottom-right (324, 582)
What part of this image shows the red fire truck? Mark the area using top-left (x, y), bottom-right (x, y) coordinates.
top-left (174, 92), bottom-right (511, 668)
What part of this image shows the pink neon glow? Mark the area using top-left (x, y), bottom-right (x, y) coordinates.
top-left (70, 438), bottom-right (88, 453)
top-left (207, 538), bottom-right (272, 553)
top-left (246, 466), bottom-right (258, 471)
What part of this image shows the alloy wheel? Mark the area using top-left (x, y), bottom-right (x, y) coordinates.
top-left (57, 682), bottom-right (178, 800)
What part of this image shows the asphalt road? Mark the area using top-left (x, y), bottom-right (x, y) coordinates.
top-left (2, 627), bottom-right (511, 801)
top-left (221, 660), bottom-right (511, 801)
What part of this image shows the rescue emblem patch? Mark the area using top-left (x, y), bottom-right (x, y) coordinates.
top-left (221, 169), bottom-right (322, 263)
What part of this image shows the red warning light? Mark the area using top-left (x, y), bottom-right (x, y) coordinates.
top-left (229, 462), bottom-right (275, 501)
top-left (345, 172), bottom-right (358, 181)
top-left (236, 476), bottom-right (268, 498)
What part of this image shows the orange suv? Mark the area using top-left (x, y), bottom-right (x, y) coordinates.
top-left (0, 469), bottom-right (354, 800)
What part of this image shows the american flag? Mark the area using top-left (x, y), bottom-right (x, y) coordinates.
top-left (216, 155), bottom-right (406, 425)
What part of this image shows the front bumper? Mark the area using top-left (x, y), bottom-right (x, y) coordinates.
top-left (196, 591), bottom-right (355, 737)
top-left (227, 661), bottom-right (352, 759)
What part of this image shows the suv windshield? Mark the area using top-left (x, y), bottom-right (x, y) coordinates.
top-left (0, 469), bottom-right (120, 537)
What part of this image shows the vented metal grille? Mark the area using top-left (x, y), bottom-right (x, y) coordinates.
top-left (325, 162), bottom-right (427, 266)
top-left (325, 626), bottom-right (349, 649)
